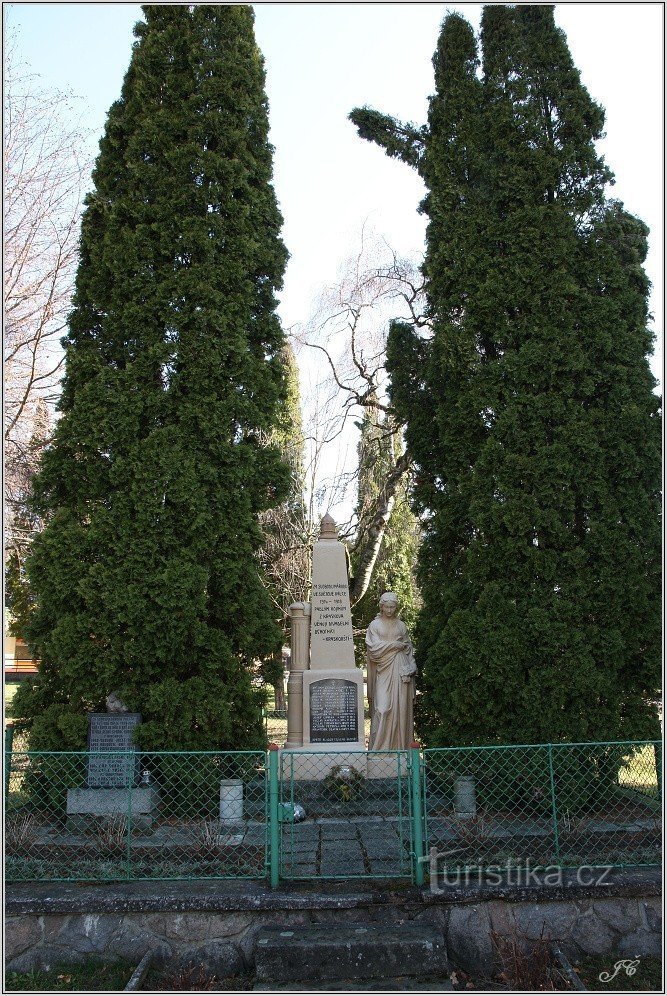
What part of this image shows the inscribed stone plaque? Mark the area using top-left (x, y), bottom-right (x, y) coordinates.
top-left (87, 713), bottom-right (141, 788)
top-left (309, 540), bottom-right (355, 669)
top-left (309, 678), bottom-right (358, 744)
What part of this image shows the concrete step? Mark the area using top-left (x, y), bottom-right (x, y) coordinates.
top-left (254, 922), bottom-right (449, 984)
top-left (253, 977), bottom-right (454, 991)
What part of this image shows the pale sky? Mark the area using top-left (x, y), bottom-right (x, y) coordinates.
top-left (5, 3), bottom-right (664, 520)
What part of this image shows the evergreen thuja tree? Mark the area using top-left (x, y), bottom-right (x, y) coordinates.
top-left (16, 6), bottom-right (289, 751)
top-left (259, 342), bottom-right (309, 709)
top-left (352, 6), bottom-right (661, 746)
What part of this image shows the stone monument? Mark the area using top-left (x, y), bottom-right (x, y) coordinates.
top-left (66, 703), bottom-right (160, 830)
top-left (285, 514), bottom-right (365, 778)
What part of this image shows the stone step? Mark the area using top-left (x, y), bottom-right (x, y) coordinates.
top-left (254, 923), bottom-right (448, 984)
top-left (253, 976), bottom-right (453, 991)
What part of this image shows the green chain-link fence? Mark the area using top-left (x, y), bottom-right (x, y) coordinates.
top-left (422, 741), bottom-right (661, 875)
top-left (263, 708), bottom-right (288, 747)
top-left (5, 750), bottom-right (267, 882)
top-left (5, 740), bottom-right (661, 884)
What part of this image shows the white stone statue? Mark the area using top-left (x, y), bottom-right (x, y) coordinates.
top-left (366, 592), bottom-right (417, 751)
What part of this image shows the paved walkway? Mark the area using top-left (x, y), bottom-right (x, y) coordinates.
top-left (32, 810), bottom-right (657, 881)
top-left (280, 816), bottom-right (411, 878)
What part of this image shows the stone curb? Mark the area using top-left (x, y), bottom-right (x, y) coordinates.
top-left (421, 868), bottom-right (661, 906)
top-left (5, 867), bottom-right (660, 917)
top-left (5, 881), bottom-right (396, 916)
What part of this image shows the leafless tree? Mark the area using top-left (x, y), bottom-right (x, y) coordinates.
top-left (3, 42), bottom-right (91, 560)
top-left (292, 228), bottom-right (428, 606)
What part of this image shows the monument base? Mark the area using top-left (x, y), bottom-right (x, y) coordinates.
top-left (280, 749), bottom-right (408, 782)
top-left (66, 786), bottom-right (160, 831)
top-left (280, 745), bottom-right (367, 782)
top-left (303, 668), bottom-right (365, 743)
top-left (366, 753), bottom-right (408, 779)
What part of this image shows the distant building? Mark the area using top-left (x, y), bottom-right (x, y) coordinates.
top-left (4, 634), bottom-right (38, 681)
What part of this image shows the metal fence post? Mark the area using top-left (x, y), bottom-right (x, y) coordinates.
top-left (127, 751), bottom-right (134, 881)
top-left (410, 742), bottom-right (425, 886)
top-left (5, 724), bottom-right (14, 805)
top-left (654, 741), bottom-right (662, 804)
top-left (547, 743), bottom-right (560, 865)
top-left (268, 745), bottom-right (280, 888)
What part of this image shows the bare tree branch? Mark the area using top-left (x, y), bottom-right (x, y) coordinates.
top-left (290, 228), bottom-right (426, 604)
top-left (3, 39), bottom-right (91, 560)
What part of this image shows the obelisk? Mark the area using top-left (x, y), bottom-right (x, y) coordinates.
top-left (284, 514), bottom-right (366, 775)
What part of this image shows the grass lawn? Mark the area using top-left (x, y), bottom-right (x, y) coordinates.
top-left (143, 964), bottom-right (253, 990)
top-left (618, 744), bottom-right (660, 797)
top-left (577, 955), bottom-right (662, 991)
top-left (450, 955), bottom-right (662, 991)
top-left (5, 960), bottom-right (253, 992)
top-left (5, 959), bottom-right (135, 992)
top-left (5, 682), bottom-right (20, 720)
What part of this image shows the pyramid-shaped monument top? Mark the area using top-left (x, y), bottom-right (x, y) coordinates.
top-left (319, 513), bottom-right (338, 541)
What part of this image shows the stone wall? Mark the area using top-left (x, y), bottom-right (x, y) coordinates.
top-left (6, 872), bottom-right (661, 978)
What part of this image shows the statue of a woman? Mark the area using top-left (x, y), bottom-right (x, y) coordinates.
top-left (366, 592), bottom-right (417, 750)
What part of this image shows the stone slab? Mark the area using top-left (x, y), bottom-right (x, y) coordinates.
top-left (362, 839), bottom-right (404, 861)
top-left (290, 865), bottom-right (318, 877)
top-left (66, 787), bottom-right (160, 830)
top-left (281, 828), bottom-right (320, 846)
top-left (87, 713), bottom-right (141, 787)
top-left (254, 922), bottom-right (449, 983)
top-left (320, 822), bottom-right (360, 839)
top-left (308, 676), bottom-right (359, 744)
top-left (320, 860), bottom-right (367, 877)
top-left (286, 852), bottom-right (319, 867)
top-left (368, 859), bottom-right (409, 876)
top-left (321, 839), bottom-right (363, 856)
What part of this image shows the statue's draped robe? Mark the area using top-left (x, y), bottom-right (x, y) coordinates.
top-left (366, 617), bottom-right (416, 750)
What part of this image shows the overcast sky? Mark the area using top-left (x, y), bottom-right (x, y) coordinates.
top-left (6, 1), bottom-right (663, 513)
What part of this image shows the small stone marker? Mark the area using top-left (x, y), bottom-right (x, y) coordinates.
top-left (219, 778), bottom-right (244, 825)
top-left (67, 710), bottom-right (160, 829)
top-left (86, 713), bottom-right (141, 787)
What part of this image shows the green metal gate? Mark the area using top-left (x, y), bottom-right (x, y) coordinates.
top-left (278, 749), bottom-right (415, 880)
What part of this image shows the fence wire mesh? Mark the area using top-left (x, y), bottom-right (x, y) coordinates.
top-left (423, 741), bottom-right (661, 874)
top-left (278, 750), bottom-right (414, 879)
top-left (6, 725), bottom-right (30, 753)
top-left (263, 708), bottom-right (288, 748)
top-left (5, 740), bottom-right (660, 885)
top-left (5, 750), bottom-right (267, 882)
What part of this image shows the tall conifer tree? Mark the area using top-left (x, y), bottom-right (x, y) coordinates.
top-left (17, 6), bottom-right (289, 751)
top-left (351, 6), bottom-right (661, 745)
top-left (259, 342), bottom-right (308, 709)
